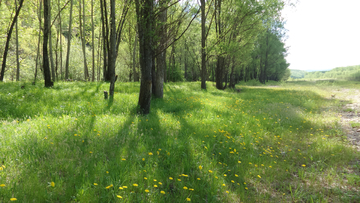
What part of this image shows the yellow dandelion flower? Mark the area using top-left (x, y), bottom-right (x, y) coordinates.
top-left (106, 184), bottom-right (113, 189)
top-left (133, 183), bottom-right (138, 187)
top-left (245, 187), bottom-right (248, 190)
top-left (189, 188), bottom-right (194, 191)
top-left (177, 179), bottom-right (181, 181)
top-left (183, 186), bottom-right (188, 190)
top-left (123, 186), bottom-right (128, 188)
top-left (238, 161), bottom-right (241, 163)
top-left (154, 185), bottom-right (158, 188)
top-left (148, 152), bottom-right (153, 155)
top-left (199, 165), bottom-right (203, 170)
top-left (144, 177), bottom-right (147, 180)
top-left (142, 158), bottom-right (145, 161)
top-left (51, 182), bottom-right (55, 187)
top-left (0, 184), bottom-right (5, 187)
top-left (222, 183), bottom-right (225, 186)
top-left (10, 198), bottom-right (17, 201)
top-left (145, 189), bottom-right (149, 193)
top-left (161, 190), bottom-right (165, 194)
top-left (117, 195), bottom-right (123, 199)
top-left (235, 174), bottom-right (239, 177)
top-left (121, 158), bottom-right (126, 161)
top-left (119, 187), bottom-right (123, 189)
top-left (302, 164), bottom-right (306, 167)
top-left (158, 182), bottom-right (162, 185)
top-left (208, 170), bottom-right (213, 173)
top-left (186, 197), bottom-right (191, 201)
top-left (269, 166), bottom-right (272, 168)
top-left (226, 191), bottom-right (229, 193)
top-left (153, 179), bottom-right (157, 182)
top-left (169, 177), bottom-right (173, 180)
top-left (197, 178), bottom-right (201, 180)
top-left (106, 171), bottom-right (109, 174)
top-left (223, 174), bottom-right (227, 177)
top-left (231, 180), bottom-right (235, 183)
top-left (257, 175), bottom-right (261, 178)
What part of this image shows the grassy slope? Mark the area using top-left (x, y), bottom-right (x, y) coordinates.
top-left (0, 81), bottom-right (359, 202)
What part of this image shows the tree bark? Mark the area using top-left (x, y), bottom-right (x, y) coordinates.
top-left (64, 0), bottom-right (73, 80)
top-left (43, 0), bottom-right (53, 87)
top-left (132, 31), bottom-right (139, 82)
top-left (0, 0), bottom-right (24, 82)
top-left (136, 0), bottom-right (153, 114)
top-left (34, 0), bottom-right (42, 84)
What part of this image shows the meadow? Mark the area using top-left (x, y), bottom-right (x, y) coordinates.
top-left (0, 80), bottom-right (359, 202)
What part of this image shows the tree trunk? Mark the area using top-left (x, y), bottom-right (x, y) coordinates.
top-left (109, 0), bottom-right (116, 97)
top-left (100, 0), bottom-right (109, 81)
top-left (0, 0), bottom-right (24, 82)
top-left (132, 31), bottom-right (139, 82)
top-left (65, 0), bottom-right (73, 80)
top-left (43, 0), bottom-right (53, 87)
top-left (58, 0), bottom-right (63, 80)
top-left (136, 0), bottom-right (153, 115)
top-left (153, 0), bottom-right (167, 98)
top-left (15, 0), bottom-right (20, 81)
top-left (200, 0), bottom-right (206, 89)
top-left (79, 0), bottom-right (89, 80)
top-left (34, 0), bottom-right (42, 83)
top-left (49, 1), bottom-right (56, 81)
top-left (91, 0), bottom-right (95, 81)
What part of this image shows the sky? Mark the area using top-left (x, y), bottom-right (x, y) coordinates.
top-left (282, 0), bottom-right (360, 71)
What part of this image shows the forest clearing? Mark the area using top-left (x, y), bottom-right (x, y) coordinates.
top-left (1, 80), bottom-right (359, 202)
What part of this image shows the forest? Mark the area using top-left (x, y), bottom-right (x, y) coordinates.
top-left (0, 0), bottom-right (290, 113)
top-left (3, 1), bottom-right (360, 203)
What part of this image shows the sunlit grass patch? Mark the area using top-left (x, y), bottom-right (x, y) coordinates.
top-left (0, 81), bottom-right (359, 202)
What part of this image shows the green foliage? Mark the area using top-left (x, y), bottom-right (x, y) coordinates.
top-left (290, 69), bottom-right (307, 79)
top-left (0, 81), bottom-right (359, 202)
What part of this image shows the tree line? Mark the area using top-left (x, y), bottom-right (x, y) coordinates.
top-left (0, 0), bottom-right (291, 114)
top-left (290, 65), bottom-right (360, 81)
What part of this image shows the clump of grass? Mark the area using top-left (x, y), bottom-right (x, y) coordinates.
top-left (350, 122), bottom-right (360, 128)
top-left (0, 81), bottom-right (359, 202)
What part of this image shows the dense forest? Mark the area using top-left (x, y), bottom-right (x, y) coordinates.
top-left (290, 65), bottom-right (360, 80)
top-left (1, 0), bottom-right (290, 113)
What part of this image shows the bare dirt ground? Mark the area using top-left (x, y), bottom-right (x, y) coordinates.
top-left (336, 89), bottom-right (360, 151)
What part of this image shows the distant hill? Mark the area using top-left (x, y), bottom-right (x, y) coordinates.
top-left (304, 65), bottom-right (360, 80)
top-left (290, 69), bottom-right (307, 79)
top-left (290, 65), bottom-right (360, 80)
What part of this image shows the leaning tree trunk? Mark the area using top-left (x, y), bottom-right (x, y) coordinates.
top-left (136, 0), bottom-right (153, 114)
top-left (0, 0), bottom-right (24, 82)
top-left (15, 0), bottom-right (20, 81)
top-left (43, 0), bottom-right (53, 87)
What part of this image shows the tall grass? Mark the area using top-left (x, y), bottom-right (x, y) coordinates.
top-left (0, 81), bottom-right (359, 202)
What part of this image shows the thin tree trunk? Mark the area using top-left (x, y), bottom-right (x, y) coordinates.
top-left (97, 26), bottom-right (102, 81)
top-left (58, 0), bottom-right (62, 80)
top-left (132, 31), bottom-right (138, 82)
top-left (15, 0), bottom-right (20, 81)
top-left (65, 0), bottom-right (73, 79)
top-left (91, 0), bottom-right (95, 81)
top-left (79, 0), bottom-right (89, 80)
top-left (43, 0), bottom-right (53, 87)
top-left (200, 0), bottom-right (206, 89)
top-left (0, 0), bottom-right (24, 82)
top-left (49, 1), bottom-right (56, 81)
top-left (34, 0), bottom-right (42, 83)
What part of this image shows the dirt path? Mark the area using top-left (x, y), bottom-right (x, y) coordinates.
top-left (336, 89), bottom-right (360, 150)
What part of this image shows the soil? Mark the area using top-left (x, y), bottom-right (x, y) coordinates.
top-left (336, 89), bottom-right (360, 151)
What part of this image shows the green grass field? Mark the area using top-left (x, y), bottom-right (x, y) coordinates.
top-left (1, 80), bottom-right (359, 202)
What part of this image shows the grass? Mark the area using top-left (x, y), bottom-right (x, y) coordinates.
top-left (0, 80), bottom-right (359, 202)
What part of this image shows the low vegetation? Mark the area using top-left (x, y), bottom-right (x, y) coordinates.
top-left (290, 65), bottom-right (360, 81)
top-left (1, 80), bottom-right (359, 202)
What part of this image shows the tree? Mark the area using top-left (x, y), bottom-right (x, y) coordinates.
top-left (43, 0), bottom-right (53, 87)
top-left (0, 0), bottom-right (24, 82)
top-left (135, 0), bottom-right (154, 114)
top-left (64, 0), bottom-right (73, 80)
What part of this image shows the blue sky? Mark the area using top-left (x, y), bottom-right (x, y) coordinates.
top-left (282, 0), bottom-right (360, 71)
